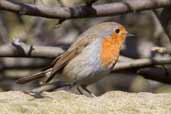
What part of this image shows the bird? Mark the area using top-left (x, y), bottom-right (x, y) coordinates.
top-left (17, 22), bottom-right (129, 96)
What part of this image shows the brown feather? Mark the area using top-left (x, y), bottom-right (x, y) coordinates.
top-left (16, 38), bottom-right (92, 84)
top-left (42, 54), bottom-right (62, 70)
top-left (16, 68), bottom-right (52, 84)
top-left (44, 36), bottom-right (94, 83)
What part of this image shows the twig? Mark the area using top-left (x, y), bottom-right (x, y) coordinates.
top-left (151, 47), bottom-right (171, 55)
top-left (0, 0), bottom-right (170, 19)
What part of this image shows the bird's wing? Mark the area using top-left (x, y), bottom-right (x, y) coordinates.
top-left (16, 38), bottom-right (91, 84)
top-left (17, 25), bottom-right (98, 84)
top-left (44, 36), bottom-right (96, 83)
top-left (42, 54), bottom-right (63, 70)
top-left (16, 68), bottom-right (52, 84)
top-left (16, 37), bottom-right (92, 84)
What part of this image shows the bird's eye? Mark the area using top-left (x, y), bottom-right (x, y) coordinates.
top-left (115, 28), bottom-right (120, 34)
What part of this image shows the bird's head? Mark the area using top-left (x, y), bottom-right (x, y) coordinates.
top-left (99, 22), bottom-right (129, 69)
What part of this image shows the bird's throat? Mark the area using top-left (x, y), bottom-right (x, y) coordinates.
top-left (100, 37), bottom-right (120, 68)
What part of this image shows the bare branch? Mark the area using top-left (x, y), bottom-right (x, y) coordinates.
top-left (152, 8), bottom-right (171, 42)
top-left (113, 57), bottom-right (171, 71)
top-left (1, 40), bottom-right (171, 73)
top-left (1, 40), bottom-right (171, 85)
top-left (158, 7), bottom-right (171, 41)
top-left (0, 0), bottom-right (170, 19)
top-left (1, 57), bottom-right (171, 73)
top-left (0, 60), bottom-right (48, 71)
top-left (137, 65), bottom-right (171, 84)
top-left (0, 40), bottom-right (64, 59)
top-left (0, 15), bottom-right (9, 43)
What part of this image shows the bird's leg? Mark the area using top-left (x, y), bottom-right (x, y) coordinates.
top-left (80, 85), bottom-right (96, 97)
top-left (67, 81), bottom-right (85, 95)
top-left (76, 86), bottom-right (84, 95)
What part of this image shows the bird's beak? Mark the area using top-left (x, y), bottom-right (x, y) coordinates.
top-left (127, 33), bottom-right (135, 38)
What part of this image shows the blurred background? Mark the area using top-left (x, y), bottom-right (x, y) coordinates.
top-left (0, 0), bottom-right (171, 96)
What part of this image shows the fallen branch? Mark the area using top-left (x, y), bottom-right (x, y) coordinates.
top-left (0, 0), bottom-right (171, 19)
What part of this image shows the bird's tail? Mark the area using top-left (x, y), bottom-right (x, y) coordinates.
top-left (16, 68), bottom-right (52, 84)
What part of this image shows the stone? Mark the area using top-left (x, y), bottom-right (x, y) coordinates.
top-left (0, 91), bottom-right (170, 114)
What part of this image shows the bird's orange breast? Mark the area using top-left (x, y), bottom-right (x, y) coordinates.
top-left (100, 35), bottom-right (120, 68)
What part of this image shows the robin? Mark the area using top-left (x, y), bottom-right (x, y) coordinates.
top-left (17, 22), bottom-right (130, 95)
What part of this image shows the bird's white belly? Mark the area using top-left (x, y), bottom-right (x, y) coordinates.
top-left (76, 70), bottom-right (109, 85)
top-left (61, 39), bottom-right (108, 85)
top-left (62, 57), bottom-right (109, 85)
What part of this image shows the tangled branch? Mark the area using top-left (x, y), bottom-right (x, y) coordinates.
top-left (0, 0), bottom-right (171, 19)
